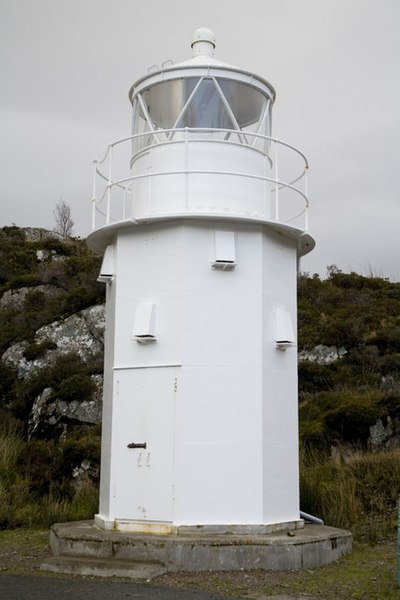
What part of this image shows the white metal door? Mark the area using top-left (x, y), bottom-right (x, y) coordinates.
top-left (113, 367), bottom-right (176, 522)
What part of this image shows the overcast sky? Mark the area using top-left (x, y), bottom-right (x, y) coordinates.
top-left (1, 0), bottom-right (399, 279)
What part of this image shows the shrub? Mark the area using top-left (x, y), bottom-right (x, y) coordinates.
top-left (16, 439), bottom-right (62, 498)
top-left (324, 403), bottom-right (379, 444)
top-left (377, 394), bottom-right (400, 419)
top-left (58, 429), bottom-right (101, 484)
top-left (32, 238), bottom-right (73, 256)
top-left (4, 273), bottom-right (42, 290)
top-left (57, 373), bottom-right (95, 403)
top-left (0, 423), bottom-right (100, 528)
top-left (0, 362), bottom-right (18, 407)
top-left (23, 339), bottom-right (58, 361)
top-left (298, 419), bottom-right (327, 448)
top-left (47, 354), bottom-right (87, 387)
top-left (298, 361), bottom-right (334, 394)
top-left (24, 290), bottom-right (46, 312)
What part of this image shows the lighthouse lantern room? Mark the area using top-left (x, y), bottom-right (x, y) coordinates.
top-left (88, 28), bottom-right (315, 534)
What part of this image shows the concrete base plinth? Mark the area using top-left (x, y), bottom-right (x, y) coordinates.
top-left (40, 520), bottom-right (352, 579)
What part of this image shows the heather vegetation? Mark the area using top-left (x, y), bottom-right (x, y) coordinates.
top-left (0, 225), bottom-right (104, 352)
top-left (298, 267), bottom-right (400, 541)
top-left (0, 226), bottom-right (103, 526)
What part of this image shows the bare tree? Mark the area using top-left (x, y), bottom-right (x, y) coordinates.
top-left (53, 198), bottom-right (74, 237)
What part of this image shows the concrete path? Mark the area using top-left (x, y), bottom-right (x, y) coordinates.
top-left (0, 574), bottom-right (307, 600)
top-left (1, 574), bottom-right (237, 599)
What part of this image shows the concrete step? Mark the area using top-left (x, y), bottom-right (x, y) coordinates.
top-left (46, 520), bottom-right (353, 573)
top-left (40, 555), bottom-right (167, 579)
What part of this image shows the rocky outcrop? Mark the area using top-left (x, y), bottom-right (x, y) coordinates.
top-left (299, 344), bottom-right (347, 365)
top-left (0, 285), bottom-right (59, 310)
top-left (22, 227), bottom-right (64, 243)
top-left (28, 374), bottom-right (103, 439)
top-left (299, 344), bottom-right (400, 451)
top-left (2, 304), bottom-right (105, 379)
top-left (369, 417), bottom-right (400, 450)
top-left (1, 304), bottom-right (105, 438)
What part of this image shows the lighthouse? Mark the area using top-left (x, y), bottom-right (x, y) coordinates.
top-left (88, 28), bottom-right (315, 535)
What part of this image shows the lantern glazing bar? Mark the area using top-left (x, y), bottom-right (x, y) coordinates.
top-left (137, 93), bottom-right (160, 143)
top-left (170, 77), bottom-right (205, 134)
top-left (252, 99), bottom-right (271, 147)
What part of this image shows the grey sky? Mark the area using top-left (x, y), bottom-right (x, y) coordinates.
top-left (1, 0), bottom-right (399, 279)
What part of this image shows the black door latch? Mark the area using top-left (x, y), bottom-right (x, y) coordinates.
top-left (127, 442), bottom-right (147, 449)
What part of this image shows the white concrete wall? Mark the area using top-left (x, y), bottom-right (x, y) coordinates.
top-left (261, 230), bottom-right (299, 524)
top-left (97, 219), bottom-right (300, 528)
top-left (97, 270), bottom-right (117, 521)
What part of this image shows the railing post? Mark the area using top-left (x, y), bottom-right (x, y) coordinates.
top-left (92, 160), bottom-right (97, 230)
top-left (274, 139), bottom-right (279, 221)
top-left (106, 144), bottom-right (113, 224)
top-left (123, 187), bottom-right (127, 220)
top-left (184, 127), bottom-right (189, 211)
top-left (304, 166), bottom-right (309, 231)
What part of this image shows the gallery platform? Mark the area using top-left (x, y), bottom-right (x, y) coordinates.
top-left (41, 520), bottom-right (352, 579)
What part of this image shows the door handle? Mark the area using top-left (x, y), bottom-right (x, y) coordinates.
top-left (127, 442), bottom-right (147, 449)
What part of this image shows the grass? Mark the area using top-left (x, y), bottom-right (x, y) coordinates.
top-left (155, 541), bottom-right (400, 598)
top-left (0, 425), bottom-right (99, 529)
top-left (0, 528), bottom-right (50, 574)
top-left (300, 446), bottom-right (400, 544)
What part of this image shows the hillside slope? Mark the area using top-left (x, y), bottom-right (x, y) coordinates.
top-left (298, 267), bottom-right (400, 450)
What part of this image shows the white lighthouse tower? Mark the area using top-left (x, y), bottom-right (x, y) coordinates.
top-left (88, 28), bottom-right (315, 535)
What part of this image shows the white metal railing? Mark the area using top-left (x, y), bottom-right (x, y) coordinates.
top-left (91, 128), bottom-right (309, 231)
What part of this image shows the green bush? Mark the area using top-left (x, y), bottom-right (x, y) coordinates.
top-left (0, 362), bottom-right (18, 407)
top-left (47, 354), bottom-right (88, 387)
top-left (57, 373), bottom-right (95, 403)
top-left (31, 238), bottom-right (73, 256)
top-left (0, 423), bottom-right (100, 528)
top-left (299, 419), bottom-right (327, 448)
top-left (4, 273), bottom-right (42, 290)
top-left (299, 361), bottom-right (334, 394)
top-left (324, 403), bottom-right (379, 444)
top-left (23, 339), bottom-right (58, 361)
top-left (300, 390), bottom-right (381, 446)
top-left (58, 429), bottom-right (101, 483)
top-left (17, 439), bottom-right (62, 498)
top-left (377, 395), bottom-right (400, 419)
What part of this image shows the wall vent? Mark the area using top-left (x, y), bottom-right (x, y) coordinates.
top-left (133, 302), bottom-right (157, 344)
top-left (98, 245), bottom-right (114, 282)
top-left (212, 230), bottom-right (236, 270)
top-left (273, 305), bottom-right (295, 350)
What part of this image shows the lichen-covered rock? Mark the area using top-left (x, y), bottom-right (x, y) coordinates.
top-left (22, 227), bottom-right (64, 243)
top-left (1, 304), bottom-right (105, 438)
top-left (381, 375), bottom-right (400, 394)
top-left (79, 305), bottom-right (106, 344)
top-left (369, 416), bottom-right (400, 450)
top-left (0, 285), bottom-right (58, 310)
top-left (299, 344), bottom-right (347, 365)
top-left (1, 304), bottom-right (105, 379)
top-left (28, 374), bottom-right (103, 439)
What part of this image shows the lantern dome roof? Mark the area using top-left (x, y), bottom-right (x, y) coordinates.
top-left (129, 28), bottom-right (276, 103)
